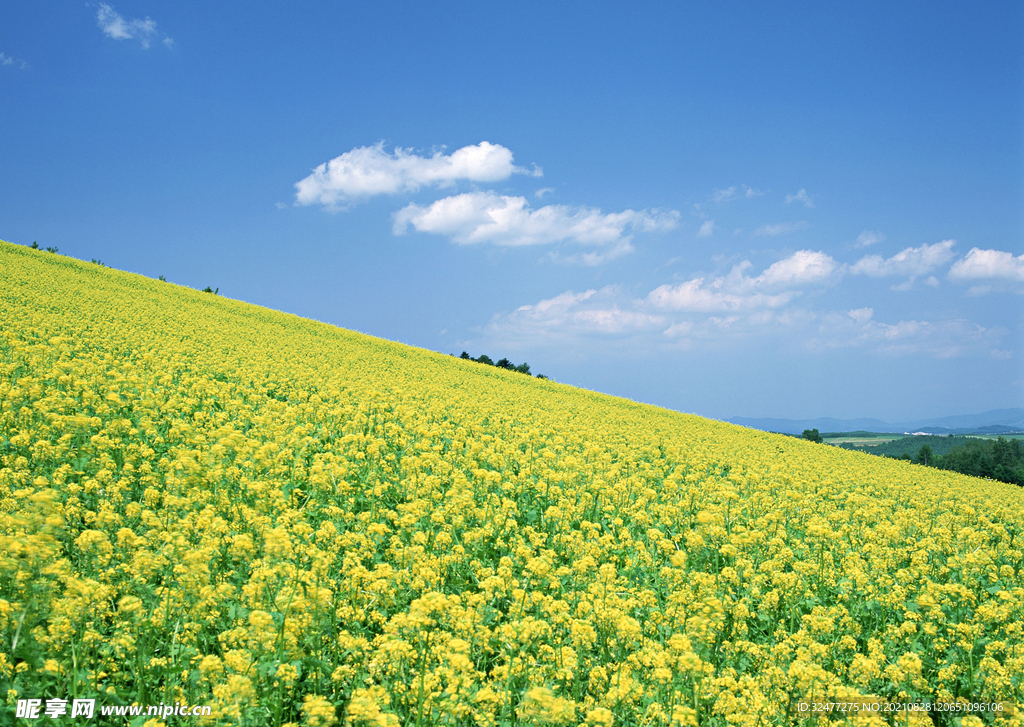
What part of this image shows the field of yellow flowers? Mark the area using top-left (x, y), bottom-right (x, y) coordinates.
top-left (1, 239), bottom-right (1022, 727)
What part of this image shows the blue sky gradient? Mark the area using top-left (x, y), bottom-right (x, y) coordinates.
top-left (2, 1), bottom-right (1021, 421)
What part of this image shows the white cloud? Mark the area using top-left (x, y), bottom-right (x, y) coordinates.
top-left (485, 262), bottom-right (825, 349)
top-left (571, 308), bottom-right (667, 332)
top-left (548, 244), bottom-right (636, 266)
top-left (534, 187), bottom-right (555, 199)
top-left (891, 274), bottom-right (940, 292)
top-left (490, 287), bottom-right (666, 340)
top-left (785, 189), bottom-right (815, 208)
top-left (478, 248), bottom-right (1003, 358)
top-left (752, 221), bottom-right (809, 236)
top-left (0, 52), bottom-right (28, 70)
top-left (392, 191), bottom-right (678, 262)
top-left (646, 250), bottom-right (837, 313)
top-left (817, 311), bottom-right (1004, 358)
top-left (848, 307), bottom-right (873, 324)
top-left (948, 248), bottom-right (1024, 283)
top-left (757, 249), bottom-right (837, 288)
top-left (712, 185), bottom-right (764, 203)
top-left (697, 220), bottom-right (715, 238)
top-left (850, 239), bottom-right (956, 278)
top-left (97, 4), bottom-right (172, 49)
top-left (855, 230), bottom-right (885, 248)
top-left (294, 141), bottom-right (539, 208)
top-left (663, 321), bottom-right (693, 338)
top-left (646, 277), bottom-right (796, 313)
top-left (524, 289), bottom-right (596, 313)
top-left (712, 187), bottom-right (737, 204)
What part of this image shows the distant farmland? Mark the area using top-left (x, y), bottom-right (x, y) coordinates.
top-left (831, 433), bottom-right (1023, 458)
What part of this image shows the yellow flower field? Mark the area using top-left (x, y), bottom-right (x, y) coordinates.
top-left (1, 239), bottom-right (1022, 726)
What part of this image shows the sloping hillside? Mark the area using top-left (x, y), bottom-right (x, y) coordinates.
top-left (2, 241), bottom-right (1022, 726)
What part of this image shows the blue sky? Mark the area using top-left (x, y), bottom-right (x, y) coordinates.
top-left (2, 1), bottom-right (1022, 421)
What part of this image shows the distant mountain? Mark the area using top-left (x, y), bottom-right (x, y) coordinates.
top-left (728, 408), bottom-right (1024, 435)
top-left (727, 416), bottom-right (892, 434)
top-left (899, 409), bottom-right (1024, 431)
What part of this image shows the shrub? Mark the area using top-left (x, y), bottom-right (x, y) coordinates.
top-left (802, 428), bottom-right (823, 443)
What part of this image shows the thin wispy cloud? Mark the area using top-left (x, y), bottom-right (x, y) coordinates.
top-left (848, 307), bottom-right (874, 324)
top-left (785, 189), bottom-right (815, 208)
top-left (712, 185), bottom-right (764, 203)
top-left (817, 311), bottom-right (1004, 359)
top-left (294, 142), bottom-right (541, 209)
top-left (697, 220), bottom-right (715, 238)
top-left (752, 221), bottom-right (809, 236)
top-left (0, 52), bottom-right (29, 70)
top-left (855, 230), bottom-right (885, 248)
top-left (97, 4), bottom-right (173, 49)
top-left (850, 240), bottom-right (956, 279)
top-left (392, 191), bottom-right (678, 264)
top-left (491, 287), bottom-right (667, 340)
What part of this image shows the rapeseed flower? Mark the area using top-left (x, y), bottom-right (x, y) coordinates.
top-left (1, 240), bottom-right (1022, 725)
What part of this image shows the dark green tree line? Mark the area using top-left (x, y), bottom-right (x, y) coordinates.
top-left (928, 437), bottom-right (1024, 486)
top-left (884, 437), bottom-right (1024, 486)
top-left (459, 352), bottom-right (543, 378)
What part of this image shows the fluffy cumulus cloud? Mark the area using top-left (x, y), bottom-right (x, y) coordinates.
top-left (646, 250), bottom-right (837, 313)
top-left (97, 4), bottom-right (173, 49)
top-left (294, 142), bottom-right (539, 208)
top-left (850, 240), bottom-right (956, 280)
top-left (948, 248), bottom-right (1024, 284)
top-left (393, 191), bottom-right (679, 264)
top-left (757, 249), bottom-right (837, 288)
